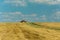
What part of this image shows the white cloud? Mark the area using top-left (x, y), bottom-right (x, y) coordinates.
top-left (3, 0), bottom-right (27, 6)
top-left (0, 12), bottom-right (49, 22)
top-left (40, 15), bottom-right (47, 20)
top-left (3, 0), bottom-right (60, 6)
top-left (52, 11), bottom-right (60, 19)
top-left (3, 12), bottom-right (22, 15)
top-left (34, 17), bottom-right (39, 21)
top-left (31, 14), bottom-right (37, 17)
top-left (0, 12), bottom-right (38, 21)
top-left (0, 12), bottom-right (48, 22)
top-left (29, 0), bottom-right (60, 5)
top-left (0, 12), bottom-right (37, 17)
top-left (11, 12), bottom-right (22, 15)
top-left (33, 15), bottom-right (47, 21)
top-left (0, 12), bottom-right (22, 19)
top-left (21, 13), bottom-right (37, 17)
top-left (3, 0), bottom-right (60, 7)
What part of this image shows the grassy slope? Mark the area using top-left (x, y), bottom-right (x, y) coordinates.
top-left (0, 22), bottom-right (60, 40)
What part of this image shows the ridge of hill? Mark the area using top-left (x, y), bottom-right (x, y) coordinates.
top-left (0, 22), bottom-right (60, 40)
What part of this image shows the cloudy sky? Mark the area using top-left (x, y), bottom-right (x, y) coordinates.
top-left (0, 0), bottom-right (60, 22)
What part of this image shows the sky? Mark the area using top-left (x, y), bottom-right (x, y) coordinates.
top-left (0, 0), bottom-right (60, 22)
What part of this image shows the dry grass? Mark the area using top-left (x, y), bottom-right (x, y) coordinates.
top-left (0, 22), bottom-right (60, 40)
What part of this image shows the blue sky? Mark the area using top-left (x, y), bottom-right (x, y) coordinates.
top-left (0, 0), bottom-right (60, 22)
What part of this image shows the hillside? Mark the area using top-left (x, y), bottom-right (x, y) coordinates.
top-left (0, 22), bottom-right (60, 40)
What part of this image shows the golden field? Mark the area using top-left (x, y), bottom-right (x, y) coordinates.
top-left (0, 22), bottom-right (60, 40)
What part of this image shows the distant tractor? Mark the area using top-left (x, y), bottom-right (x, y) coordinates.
top-left (20, 20), bottom-right (27, 23)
